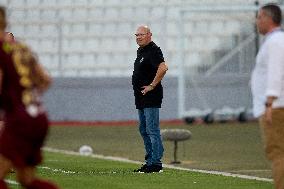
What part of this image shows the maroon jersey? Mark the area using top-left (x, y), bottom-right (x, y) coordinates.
top-left (0, 40), bottom-right (45, 116)
top-left (0, 40), bottom-right (49, 167)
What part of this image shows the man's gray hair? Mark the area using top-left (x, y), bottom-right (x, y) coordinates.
top-left (262, 3), bottom-right (282, 25)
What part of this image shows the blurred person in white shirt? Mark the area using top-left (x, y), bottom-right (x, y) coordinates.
top-left (251, 3), bottom-right (284, 189)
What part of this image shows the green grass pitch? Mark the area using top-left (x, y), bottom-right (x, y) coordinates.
top-left (5, 121), bottom-right (274, 189)
top-left (7, 151), bottom-right (273, 189)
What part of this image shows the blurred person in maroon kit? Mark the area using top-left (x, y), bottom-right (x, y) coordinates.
top-left (0, 32), bottom-right (14, 129)
top-left (0, 6), bottom-right (59, 189)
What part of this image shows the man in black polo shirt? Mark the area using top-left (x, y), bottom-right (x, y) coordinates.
top-left (132, 25), bottom-right (168, 173)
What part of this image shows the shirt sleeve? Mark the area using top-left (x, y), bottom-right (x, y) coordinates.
top-left (266, 38), bottom-right (284, 98)
top-left (151, 47), bottom-right (165, 68)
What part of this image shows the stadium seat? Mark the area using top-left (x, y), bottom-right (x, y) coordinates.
top-left (40, 25), bottom-right (58, 36)
top-left (54, 0), bottom-right (67, 6)
top-left (25, 10), bottom-right (41, 20)
top-left (103, 23), bottom-right (117, 35)
top-left (40, 55), bottom-right (59, 70)
top-left (68, 39), bottom-right (83, 51)
top-left (117, 23), bottom-right (132, 35)
top-left (193, 22), bottom-right (209, 35)
top-left (97, 54), bottom-right (110, 67)
top-left (58, 9), bottom-right (72, 19)
top-left (71, 23), bottom-right (87, 35)
top-left (25, 25), bottom-right (41, 36)
top-left (65, 54), bottom-right (81, 69)
top-left (100, 38), bottom-right (114, 51)
top-left (167, 7), bottom-right (180, 19)
top-left (188, 36), bottom-right (205, 51)
top-left (185, 52), bottom-right (201, 66)
top-left (81, 54), bottom-right (96, 67)
top-left (88, 7), bottom-right (104, 18)
top-left (116, 38), bottom-right (132, 50)
top-left (134, 7), bottom-right (150, 18)
top-left (85, 38), bottom-right (100, 51)
top-left (40, 39), bottom-right (56, 52)
top-left (26, 0), bottom-right (41, 5)
top-left (9, 0), bottom-right (26, 6)
top-left (88, 23), bottom-right (103, 34)
top-left (0, 0), bottom-right (8, 4)
top-left (150, 23), bottom-right (164, 35)
top-left (104, 7), bottom-right (119, 19)
top-left (72, 9), bottom-right (88, 20)
top-left (224, 20), bottom-right (241, 34)
top-left (72, 0), bottom-right (89, 5)
top-left (10, 10), bottom-right (26, 20)
top-left (206, 36), bottom-right (221, 50)
top-left (210, 21), bottom-right (225, 34)
top-left (120, 7), bottom-right (134, 19)
top-left (57, 24), bottom-right (67, 36)
top-left (41, 10), bottom-right (58, 20)
top-left (166, 37), bottom-right (179, 51)
top-left (150, 7), bottom-right (165, 19)
top-left (104, 0), bottom-right (121, 6)
top-left (112, 53), bottom-right (125, 66)
top-left (40, 0), bottom-right (57, 6)
top-left (167, 22), bottom-right (179, 36)
top-left (25, 39), bottom-right (40, 51)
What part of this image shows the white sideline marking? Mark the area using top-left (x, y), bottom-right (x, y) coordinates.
top-left (5, 179), bottom-right (18, 185)
top-left (39, 166), bottom-right (76, 174)
top-left (4, 166), bottom-right (76, 185)
top-left (230, 169), bottom-right (271, 173)
top-left (43, 147), bottom-right (273, 182)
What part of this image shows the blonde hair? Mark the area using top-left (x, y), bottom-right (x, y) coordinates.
top-left (12, 43), bottom-right (51, 93)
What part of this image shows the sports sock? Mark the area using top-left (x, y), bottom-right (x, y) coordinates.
top-left (0, 180), bottom-right (8, 189)
top-left (24, 179), bottom-right (58, 189)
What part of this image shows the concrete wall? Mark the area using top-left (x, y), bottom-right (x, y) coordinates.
top-left (43, 76), bottom-right (252, 121)
top-left (43, 77), bottom-right (178, 121)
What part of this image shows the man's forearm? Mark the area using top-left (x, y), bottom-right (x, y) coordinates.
top-left (265, 96), bottom-right (277, 107)
top-left (151, 62), bottom-right (168, 87)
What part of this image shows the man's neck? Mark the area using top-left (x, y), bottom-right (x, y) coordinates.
top-left (267, 25), bottom-right (281, 34)
top-left (140, 41), bottom-right (152, 48)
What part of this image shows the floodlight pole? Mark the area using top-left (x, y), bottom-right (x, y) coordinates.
top-left (254, 1), bottom-right (260, 56)
top-left (177, 10), bottom-right (186, 119)
top-left (57, 18), bottom-right (63, 76)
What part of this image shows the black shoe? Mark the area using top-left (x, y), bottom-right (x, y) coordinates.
top-left (144, 164), bottom-right (163, 173)
top-left (134, 164), bottom-right (148, 173)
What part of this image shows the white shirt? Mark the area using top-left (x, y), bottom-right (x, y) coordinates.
top-left (251, 28), bottom-right (284, 117)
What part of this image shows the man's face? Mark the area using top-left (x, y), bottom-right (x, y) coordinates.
top-left (135, 27), bottom-right (151, 47)
top-left (256, 9), bottom-right (271, 35)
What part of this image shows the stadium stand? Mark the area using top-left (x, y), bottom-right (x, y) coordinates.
top-left (0, 0), bottom-right (273, 77)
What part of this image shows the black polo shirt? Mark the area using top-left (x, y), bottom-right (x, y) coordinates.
top-left (132, 41), bottom-right (165, 109)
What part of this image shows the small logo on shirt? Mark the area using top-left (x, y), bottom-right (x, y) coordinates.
top-left (139, 57), bottom-right (144, 63)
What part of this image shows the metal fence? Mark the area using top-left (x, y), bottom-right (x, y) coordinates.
top-left (177, 5), bottom-right (264, 122)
